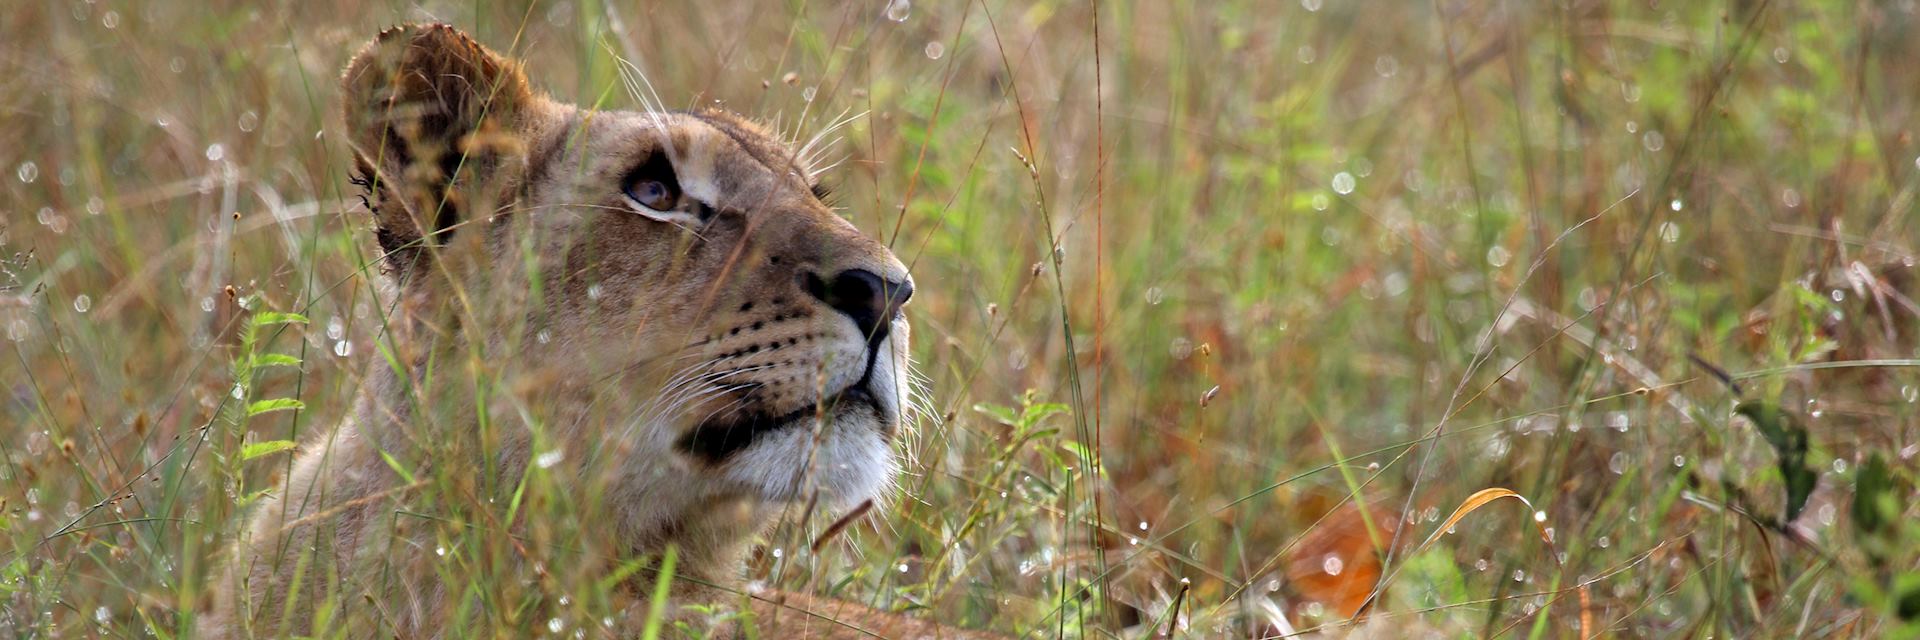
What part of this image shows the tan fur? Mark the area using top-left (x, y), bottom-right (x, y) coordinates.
top-left (201, 24), bottom-right (999, 639)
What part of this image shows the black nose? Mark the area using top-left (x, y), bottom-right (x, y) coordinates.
top-left (804, 268), bottom-right (913, 344)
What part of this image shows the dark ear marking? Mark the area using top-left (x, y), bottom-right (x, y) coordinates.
top-left (340, 23), bottom-right (534, 279)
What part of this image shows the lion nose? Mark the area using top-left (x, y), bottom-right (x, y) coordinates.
top-left (804, 268), bottom-right (912, 344)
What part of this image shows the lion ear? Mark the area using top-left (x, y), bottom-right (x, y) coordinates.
top-left (341, 24), bottom-right (533, 273)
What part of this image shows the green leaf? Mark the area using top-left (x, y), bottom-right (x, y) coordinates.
top-left (240, 439), bottom-right (298, 461)
top-left (380, 450), bottom-right (417, 484)
top-left (246, 398), bottom-right (305, 416)
top-left (1736, 401), bottom-right (1816, 525)
top-left (251, 353), bottom-right (302, 368)
top-left (972, 403), bottom-right (1019, 426)
top-left (251, 311), bottom-right (308, 327)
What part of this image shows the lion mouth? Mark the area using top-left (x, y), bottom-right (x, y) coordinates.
top-left (675, 386), bottom-right (879, 463)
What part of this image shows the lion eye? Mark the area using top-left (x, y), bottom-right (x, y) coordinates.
top-left (626, 179), bottom-right (679, 212)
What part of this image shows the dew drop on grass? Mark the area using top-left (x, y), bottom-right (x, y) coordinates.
top-left (101, 11), bottom-right (119, 28)
top-left (1642, 130), bottom-right (1665, 152)
top-left (1609, 452), bottom-right (1628, 474)
top-left (333, 340), bottom-right (352, 357)
top-left (884, 0), bottom-right (910, 22)
top-left (1902, 385), bottom-right (1918, 403)
top-left (200, 297), bottom-right (215, 313)
top-left (801, 86), bottom-right (817, 102)
top-left (771, 548), bottom-right (783, 559)
top-left (1296, 45), bottom-right (1316, 64)
top-left (548, 618), bottom-right (564, 633)
top-left (1311, 193), bottom-right (1330, 211)
top-left (435, 546), bottom-right (446, 557)
top-left (1597, 535), bottom-right (1611, 548)
top-left (95, 606), bottom-right (110, 625)
top-left (1321, 554), bottom-right (1343, 576)
top-left (1832, 458), bottom-right (1847, 473)
top-left (1669, 198), bottom-right (1683, 211)
top-left (1658, 221), bottom-right (1680, 243)
top-left (1374, 55), bottom-right (1398, 78)
top-left (238, 111), bottom-right (259, 132)
top-left (1782, 188), bottom-right (1801, 208)
top-left (1485, 245), bottom-right (1511, 268)
top-left (1772, 47), bottom-right (1790, 63)
top-left (1144, 286), bottom-right (1164, 304)
top-left (73, 295), bottom-right (91, 313)
top-left (1137, 521), bottom-right (1149, 531)
top-left (205, 144), bottom-right (225, 162)
top-left (1300, 0), bottom-right (1322, 10)
top-left (925, 41), bottom-right (945, 60)
top-left (1474, 558), bottom-right (1488, 571)
top-left (1331, 172), bottom-right (1355, 195)
top-left (536, 449), bottom-right (564, 469)
top-left (16, 161), bottom-right (38, 183)
top-left (897, 563), bottom-right (909, 573)
top-left (1672, 454), bottom-right (1685, 468)
top-left (1512, 569), bottom-right (1525, 582)
top-left (327, 316), bottom-right (345, 340)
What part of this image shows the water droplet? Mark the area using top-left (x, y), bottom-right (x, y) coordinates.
top-left (771, 547), bottom-right (784, 558)
top-left (1311, 193), bottom-right (1330, 211)
top-left (884, 0), bottom-right (911, 22)
top-left (587, 284), bottom-right (604, 301)
top-left (1672, 454), bottom-right (1686, 468)
top-left (1643, 131), bottom-right (1665, 152)
top-left (169, 57), bottom-right (186, 73)
top-left (1321, 554), bottom-right (1344, 576)
top-left (1658, 221), bottom-right (1680, 243)
top-left (101, 10), bottom-right (119, 28)
top-left (1485, 245), bottom-right (1511, 268)
top-left (1474, 558), bottom-right (1489, 571)
top-left (1144, 286), bottom-right (1164, 305)
top-left (333, 340), bottom-right (352, 357)
top-left (73, 294), bottom-right (91, 313)
top-left (1533, 510), bottom-right (1547, 523)
top-left (1782, 188), bottom-right (1801, 208)
top-left (1331, 172), bottom-right (1355, 195)
top-left (1901, 385), bottom-right (1917, 404)
top-left (535, 448), bottom-right (564, 469)
top-left (1296, 45), bottom-right (1316, 64)
top-left (548, 618), bottom-right (564, 633)
top-left (1512, 569), bottom-right (1526, 582)
top-left (1772, 47), bottom-right (1789, 64)
top-left (925, 41), bottom-right (945, 60)
top-left (1609, 452), bottom-right (1628, 474)
top-left (1374, 55), bottom-right (1399, 78)
top-left (16, 161), bottom-right (39, 183)
top-left (801, 86), bottom-right (817, 102)
top-left (326, 316), bottom-right (345, 340)
top-left (238, 111), bottom-right (259, 132)
top-left (536, 330), bottom-right (552, 344)
top-left (1832, 458), bottom-right (1847, 473)
top-left (1597, 535), bottom-right (1610, 548)
top-left (95, 606), bottom-right (111, 624)
top-left (897, 563), bottom-right (910, 573)
top-left (1301, 0), bottom-right (1322, 11)
top-left (205, 144), bottom-right (225, 162)
top-left (435, 546), bottom-right (447, 556)
top-left (1830, 289), bottom-right (1845, 302)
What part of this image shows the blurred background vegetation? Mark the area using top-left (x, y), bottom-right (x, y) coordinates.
top-left (4, 0), bottom-right (1919, 637)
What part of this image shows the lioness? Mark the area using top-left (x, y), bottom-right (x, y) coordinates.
top-left (203, 24), bottom-right (997, 639)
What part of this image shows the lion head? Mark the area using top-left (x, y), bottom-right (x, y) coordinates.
top-left (341, 24), bottom-right (915, 513)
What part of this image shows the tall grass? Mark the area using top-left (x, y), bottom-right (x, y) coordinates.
top-left (3, 0), bottom-right (1918, 637)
